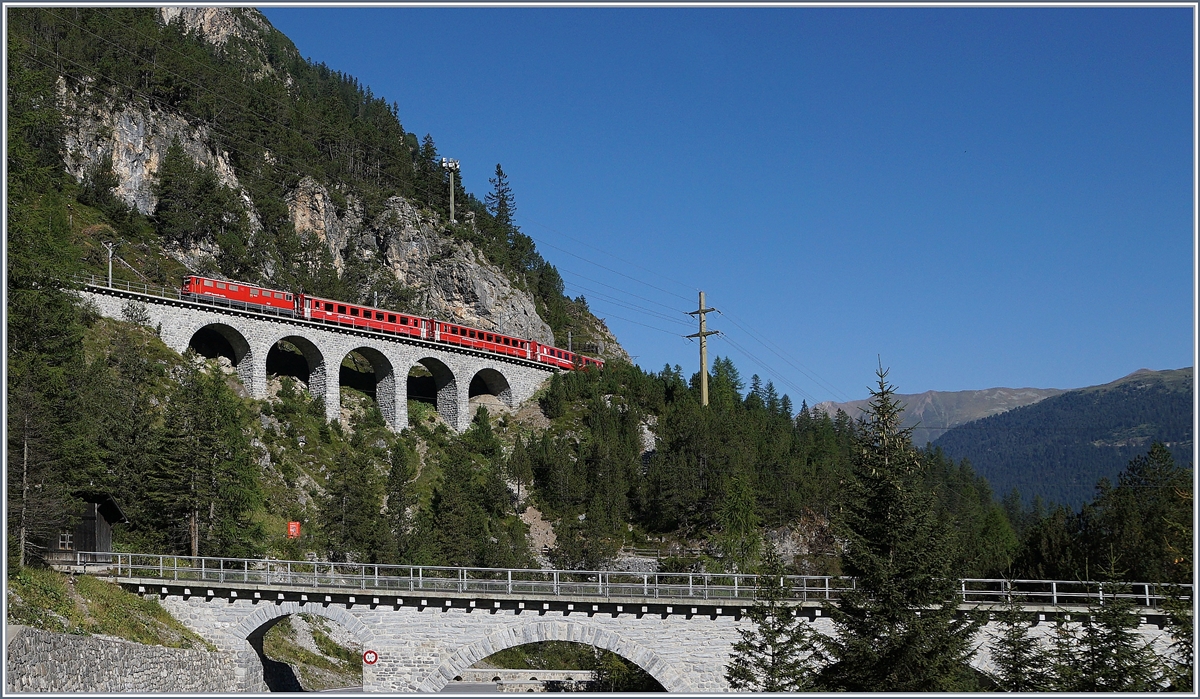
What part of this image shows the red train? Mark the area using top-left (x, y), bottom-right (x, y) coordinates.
top-left (182, 275), bottom-right (602, 371)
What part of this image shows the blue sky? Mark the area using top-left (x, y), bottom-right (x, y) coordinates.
top-left (260, 5), bottom-right (1194, 406)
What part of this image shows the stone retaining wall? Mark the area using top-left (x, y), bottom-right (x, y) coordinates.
top-left (5, 625), bottom-right (244, 693)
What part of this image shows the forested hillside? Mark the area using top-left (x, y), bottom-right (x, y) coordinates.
top-left (933, 368), bottom-right (1192, 508)
top-left (7, 5), bottom-right (1191, 613)
top-left (6, 6), bottom-right (618, 353)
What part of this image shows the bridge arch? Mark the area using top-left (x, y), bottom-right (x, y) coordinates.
top-left (411, 357), bottom-right (459, 427)
top-left (233, 601), bottom-right (375, 692)
top-left (186, 322), bottom-right (256, 391)
top-left (419, 620), bottom-right (690, 693)
top-left (468, 367), bottom-right (513, 408)
top-left (265, 334), bottom-right (327, 399)
top-left (340, 346), bottom-right (397, 428)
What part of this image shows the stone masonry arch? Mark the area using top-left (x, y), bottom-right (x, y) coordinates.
top-left (234, 601), bottom-right (375, 692)
top-left (265, 333), bottom-right (327, 400)
top-left (418, 621), bottom-right (689, 693)
top-left (186, 322), bottom-right (256, 394)
top-left (340, 346), bottom-right (398, 429)
top-left (468, 367), bottom-right (513, 408)
top-left (412, 356), bottom-right (459, 428)
top-left (231, 601), bottom-right (374, 647)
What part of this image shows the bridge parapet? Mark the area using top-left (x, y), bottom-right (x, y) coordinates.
top-left (54, 551), bottom-right (1189, 615)
top-left (50, 551), bottom-right (1184, 693)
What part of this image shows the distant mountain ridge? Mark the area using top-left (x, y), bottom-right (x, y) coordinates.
top-left (813, 386), bottom-right (1067, 445)
top-left (931, 367), bottom-right (1193, 508)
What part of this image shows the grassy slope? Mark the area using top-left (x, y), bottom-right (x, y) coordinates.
top-left (6, 567), bottom-right (213, 650)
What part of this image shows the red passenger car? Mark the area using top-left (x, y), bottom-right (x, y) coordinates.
top-left (181, 275), bottom-right (604, 371)
top-left (433, 322), bottom-right (532, 360)
top-left (302, 295), bottom-right (427, 340)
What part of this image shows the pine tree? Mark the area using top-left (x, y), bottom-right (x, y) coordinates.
top-left (814, 366), bottom-right (981, 691)
top-left (156, 359), bottom-right (264, 558)
top-left (385, 440), bottom-right (418, 562)
top-left (725, 547), bottom-right (820, 690)
top-left (1050, 573), bottom-right (1164, 691)
top-left (485, 163), bottom-right (516, 229)
top-left (716, 473), bottom-right (761, 573)
top-left (986, 583), bottom-right (1052, 690)
top-left (320, 443), bottom-right (387, 563)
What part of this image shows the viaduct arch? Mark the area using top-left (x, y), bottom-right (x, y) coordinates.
top-left (83, 287), bottom-right (552, 433)
top-left (423, 620), bottom-right (686, 693)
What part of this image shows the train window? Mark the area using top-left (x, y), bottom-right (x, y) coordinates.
top-left (469, 330), bottom-right (476, 339)
top-left (274, 292), bottom-right (284, 299)
top-left (250, 289), bottom-right (259, 297)
top-left (286, 294), bottom-right (292, 301)
top-left (338, 305), bottom-right (346, 314)
top-left (350, 308), bottom-right (360, 317)
top-left (387, 314), bottom-right (396, 323)
top-left (400, 317), bottom-right (408, 325)
top-left (503, 338), bottom-right (510, 346)
top-left (374, 312), bottom-right (382, 320)
top-left (487, 334), bottom-right (494, 342)
top-left (204, 280), bottom-right (214, 287)
top-left (229, 284), bottom-right (238, 291)
top-left (216, 282), bottom-right (226, 289)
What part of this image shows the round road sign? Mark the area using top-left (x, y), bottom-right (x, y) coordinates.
top-left (363, 650), bottom-right (378, 665)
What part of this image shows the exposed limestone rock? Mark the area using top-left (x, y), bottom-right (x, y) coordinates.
top-left (286, 180), bottom-right (555, 345)
top-left (54, 8), bottom-right (629, 360)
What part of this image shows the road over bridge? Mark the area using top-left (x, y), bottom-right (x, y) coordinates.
top-left (73, 276), bottom-right (555, 432)
top-left (55, 552), bottom-right (1185, 693)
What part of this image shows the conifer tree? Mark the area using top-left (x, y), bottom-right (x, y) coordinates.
top-left (814, 366), bottom-right (981, 691)
top-left (485, 163), bottom-right (516, 229)
top-left (725, 547), bottom-right (820, 690)
top-left (1049, 573), bottom-right (1164, 691)
top-left (986, 583), bottom-right (1052, 690)
top-left (385, 440), bottom-right (419, 563)
top-left (716, 473), bottom-right (761, 573)
top-left (320, 444), bottom-right (386, 563)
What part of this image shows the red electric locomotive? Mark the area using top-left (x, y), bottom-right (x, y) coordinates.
top-left (182, 276), bottom-right (296, 315)
top-left (181, 275), bottom-right (603, 371)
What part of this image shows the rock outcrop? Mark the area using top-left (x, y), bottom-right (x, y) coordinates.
top-left (52, 5), bottom-right (627, 360)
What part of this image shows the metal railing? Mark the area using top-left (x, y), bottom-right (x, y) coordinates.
top-left (57, 552), bottom-right (1189, 610)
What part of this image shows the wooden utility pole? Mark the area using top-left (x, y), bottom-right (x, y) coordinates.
top-left (687, 291), bottom-right (718, 406)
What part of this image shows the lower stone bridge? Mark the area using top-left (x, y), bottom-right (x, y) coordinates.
top-left (73, 276), bottom-right (554, 432)
top-left (56, 553), bottom-right (1184, 693)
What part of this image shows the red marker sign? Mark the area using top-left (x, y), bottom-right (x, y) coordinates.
top-left (363, 650), bottom-right (378, 665)
top-left (287, 521), bottom-right (301, 539)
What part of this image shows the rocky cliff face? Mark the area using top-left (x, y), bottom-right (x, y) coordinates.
top-left (52, 5), bottom-right (626, 357)
top-left (287, 177), bottom-right (555, 345)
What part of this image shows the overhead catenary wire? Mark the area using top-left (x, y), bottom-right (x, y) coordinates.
top-left (717, 309), bottom-right (851, 403)
top-left (561, 282), bottom-right (694, 328)
top-left (23, 18), bottom-right (852, 402)
top-left (713, 332), bottom-right (818, 405)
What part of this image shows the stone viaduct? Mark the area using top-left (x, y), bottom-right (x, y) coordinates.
top-left (77, 283), bottom-right (554, 432)
top-left (117, 572), bottom-right (1176, 693)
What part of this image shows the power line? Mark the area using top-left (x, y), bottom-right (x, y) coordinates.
top-left (714, 332), bottom-right (817, 405)
top-left (522, 215), bottom-right (698, 295)
top-left (717, 309), bottom-right (851, 403)
top-left (24, 19), bottom-right (854, 403)
top-left (561, 282), bottom-right (693, 328)
top-left (554, 264), bottom-right (689, 315)
top-left (522, 233), bottom-right (696, 303)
